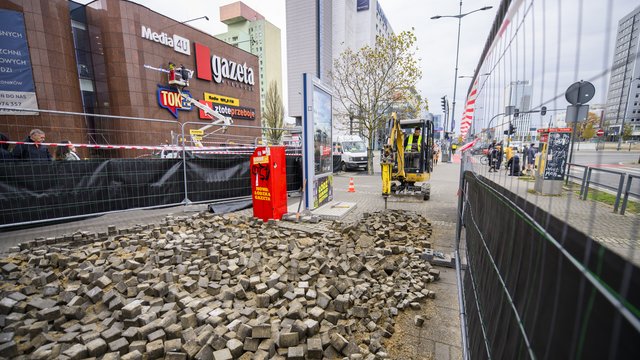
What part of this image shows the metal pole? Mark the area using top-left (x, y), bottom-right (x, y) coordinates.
top-left (451, 1), bottom-right (463, 139)
top-left (455, 151), bottom-right (469, 360)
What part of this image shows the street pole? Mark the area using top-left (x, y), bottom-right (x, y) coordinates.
top-left (451, 1), bottom-right (463, 140)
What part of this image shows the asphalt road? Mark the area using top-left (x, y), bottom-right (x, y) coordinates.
top-left (570, 150), bottom-right (639, 166)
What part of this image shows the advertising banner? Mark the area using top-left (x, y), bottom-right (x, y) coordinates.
top-left (0, 9), bottom-right (38, 115)
top-left (313, 175), bottom-right (333, 209)
top-left (198, 102), bottom-right (256, 121)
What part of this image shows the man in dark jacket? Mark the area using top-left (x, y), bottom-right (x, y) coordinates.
top-left (12, 129), bottom-right (51, 160)
top-left (0, 133), bottom-right (13, 160)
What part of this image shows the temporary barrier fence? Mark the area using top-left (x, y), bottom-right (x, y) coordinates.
top-left (0, 108), bottom-right (305, 228)
top-left (459, 162), bottom-right (640, 359)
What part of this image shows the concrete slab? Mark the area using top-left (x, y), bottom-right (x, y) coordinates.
top-left (285, 201), bottom-right (357, 221)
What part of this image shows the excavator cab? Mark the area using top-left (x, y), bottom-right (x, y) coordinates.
top-left (381, 114), bottom-right (434, 203)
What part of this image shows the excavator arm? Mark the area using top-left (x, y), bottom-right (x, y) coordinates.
top-left (381, 113), bottom-right (405, 200)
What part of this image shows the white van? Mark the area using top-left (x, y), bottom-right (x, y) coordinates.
top-left (333, 135), bottom-right (368, 171)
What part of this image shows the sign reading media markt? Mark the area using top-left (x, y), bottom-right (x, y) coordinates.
top-left (0, 9), bottom-right (38, 115)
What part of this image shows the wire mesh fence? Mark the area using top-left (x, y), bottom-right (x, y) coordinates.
top-left (457, 0), bottom-right (640, 358)
top-left (0, 108), bottom-right (303, 230)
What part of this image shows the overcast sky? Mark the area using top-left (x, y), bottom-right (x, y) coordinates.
top-left (103, 0), bottom-right (500, 124)
top-left (93, 0), bottom-right (638, 131)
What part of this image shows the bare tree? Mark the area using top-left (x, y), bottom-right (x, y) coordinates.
top-left (263, 81), bottom-right (285, 144)
top-left (332, 30), bottom-right (424, 174)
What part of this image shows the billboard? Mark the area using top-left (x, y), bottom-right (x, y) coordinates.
top-left (357, 0), bottom-right (370, 11)
top-left (302, 74), bottom-right (333, 210)
top-left (0, 9), bottom-right (38, 115)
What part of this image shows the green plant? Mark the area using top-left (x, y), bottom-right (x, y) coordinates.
top-left (576, 189), bottom-right (640, 215)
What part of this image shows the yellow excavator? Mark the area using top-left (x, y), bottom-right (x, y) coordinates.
top-left (381, 113), bottom-right (434, 207)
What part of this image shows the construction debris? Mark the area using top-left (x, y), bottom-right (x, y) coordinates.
top-left (0, 210), bottom-right (438, 359)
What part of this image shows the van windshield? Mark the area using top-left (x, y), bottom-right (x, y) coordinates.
top-left (342, 141), bottom-right (366, 152)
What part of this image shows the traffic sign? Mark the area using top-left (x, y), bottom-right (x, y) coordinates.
top-left (596, 129), bottom-right (604, 137)
top-left (565, 81), bottom-right (595, 105)
top-left (190, 129), bottom-right (204, 136)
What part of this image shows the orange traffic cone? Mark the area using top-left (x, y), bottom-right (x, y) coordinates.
top-left (348, 177), bottom-right (356, 192)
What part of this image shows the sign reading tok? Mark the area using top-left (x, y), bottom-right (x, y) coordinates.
top-left (157, 86), bottom-right (192, 118)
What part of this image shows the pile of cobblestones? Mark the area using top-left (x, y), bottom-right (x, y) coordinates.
top-left (0, 210), bottom-right (439, 359)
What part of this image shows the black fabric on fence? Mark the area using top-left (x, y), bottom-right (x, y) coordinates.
top-left (333, 155), bottom-right (342, 172)
top-left (0, 155), bottom-right (304, 226)
top-left (462, 172), bottom-right (640, 359)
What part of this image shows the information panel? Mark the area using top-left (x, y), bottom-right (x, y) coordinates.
top-left (0, 10), bottom-right (38, 115)
top-left (543, 130), bottom-right (571, 180)
top-left (302, 74), bottom-right (333, 210)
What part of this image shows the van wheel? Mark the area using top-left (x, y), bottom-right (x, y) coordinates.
top-left (341, 162), bottom-right (347, 172)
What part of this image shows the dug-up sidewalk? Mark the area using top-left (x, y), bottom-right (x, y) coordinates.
top-left (0, 161), bottom-right (465, 360)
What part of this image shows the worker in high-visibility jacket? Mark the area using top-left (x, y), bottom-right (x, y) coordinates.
top-left (404, 127), bottom-right (422, 168)
top-left (405, 127), bottom-right (422, 152)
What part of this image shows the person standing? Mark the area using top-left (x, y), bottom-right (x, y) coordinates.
top-left (12, 129), bottom-right (51, 160)
top-left (55, 140), bottom-right (80, 160)
top-left (522, 145), bottom-right (529, 174)
top-left (527, 143), bottom-right (536, 174)
top-left (0, 133), bottom-right (13, 160)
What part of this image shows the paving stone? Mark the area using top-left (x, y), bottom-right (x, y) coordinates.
top-left (212, 347), bottom-right (233, 360)
top-left (279, 332), bottom-right (299, 347)
top-left (227, 338), bottom-right (244, 358)
top-left (252, 324), bottom-right (271, 339)
top-left (86, 338), bottom-right (108, 357)
top-left (243, 337), bottom-right (260, 352)
top-left (121, 350), bottom-right (143, 360)
top-left (287, 344), bottom-right (305, 360)
top-left (0, 298), bottom-right (17, 315)
top-left (122, 300), bottom-right (142, 319)
top-left (166, 351), bottom-right (188, 360)
top-left (307, 337), bottom-right (323, 359)
top-left (0, 340), bottom-right (18, 357)
top-left (63, 343), bottom-right (88, 360)
top-left (109, 337), bottom-right (129, 355)
top-left (330, 332), bottom-right (348, 352)
top-left (146, 339), bottom-right (164, 359)
top-left (182, 339), bottom-right (201, 358)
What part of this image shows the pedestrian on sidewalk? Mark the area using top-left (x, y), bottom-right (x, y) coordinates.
top-left (11, 129), bottom-right (51, 160)
top-left (489, 145), bottom-right (501, 172)
top-left (0, 133), bottom-right (13, 160)
top-left (55, 140), bottom-right (81, 160)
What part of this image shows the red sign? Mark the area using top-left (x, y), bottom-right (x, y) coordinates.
top-left (596, 129), bottom-right (604, 137)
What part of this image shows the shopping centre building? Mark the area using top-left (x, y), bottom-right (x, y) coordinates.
top-left (0, 0), bottom-right (262, 156)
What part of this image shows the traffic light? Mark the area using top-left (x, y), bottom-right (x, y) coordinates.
top-left (540, 106), bottom-right (547, 116)
top-left (441, 96), bottom-right (446, 112)
top-left (513, 108), bottom-right (520, 118)
top-left (509, 124), bottom-right (516, 135)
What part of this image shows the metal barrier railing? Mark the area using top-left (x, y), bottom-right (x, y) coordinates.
top-left (581, 167), bottom-right (627, 213)
top-left (620, 174), bottom-right (640, 215)
top-left (565, 163), bottom-right (639, 215)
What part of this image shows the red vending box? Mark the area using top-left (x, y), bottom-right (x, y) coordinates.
top-left (250, 146), bottom-right (288, 221)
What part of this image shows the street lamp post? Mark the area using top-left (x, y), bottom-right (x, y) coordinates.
top-left (431, 3), bottom-right (493, 139)
top-left (617, 76), bottom-right (640, 150)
